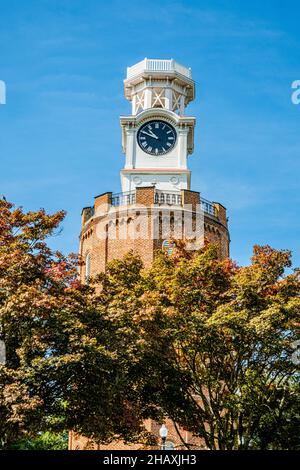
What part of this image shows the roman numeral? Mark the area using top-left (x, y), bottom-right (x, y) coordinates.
top-left (148, 146), bottom-right (152, 152)
top-left (167, 142), bottom-right (171, 147)
top-left (142, 141), bottom-right (147, 147)
top-left (155, 123), bottom-right (159, 128)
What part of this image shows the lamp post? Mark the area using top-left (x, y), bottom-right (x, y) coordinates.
top-left (159, 424), bottom-right (168, 450)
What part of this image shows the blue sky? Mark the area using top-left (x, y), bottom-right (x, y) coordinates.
top-left (1, 0), bottom-right (300, 267)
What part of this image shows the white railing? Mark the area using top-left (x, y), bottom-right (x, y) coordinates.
top-left (110, 190), bottom-right (217, 217)
top-left (201, 198), bottom-right (217, 217)
top-left (147, 59), bottom-right (174, 72)
top-left (154, 191), bottom-right (218, 217)
top-left (154, 190), bottom-right (182, 206)
top-left (127, 58), bottom-right (192, 80)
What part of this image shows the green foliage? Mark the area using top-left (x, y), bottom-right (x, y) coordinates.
top-left (1, 198), bottom-right (299, 450)
top-left (0, 199), bottom-right (150, 448)
top-left (9, 432), bottom-right (68, 450)
top-left (131, 243), bottom-right (300, 449)
top-left (92, 241), bottom-right (300, 449)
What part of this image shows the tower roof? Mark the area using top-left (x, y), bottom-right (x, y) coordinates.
top-left (126, 58), bottom-right (192, 80)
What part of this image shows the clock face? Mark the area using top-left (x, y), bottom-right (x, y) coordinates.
top-left (137, 120), bottom-right (177, 155)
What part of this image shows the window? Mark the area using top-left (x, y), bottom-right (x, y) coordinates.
top-left (152, 88), bottom-right (166, 108)
top-left (135, 90), bottom-right (145, 114)
top-left (172, 90), bottom-right (182, 114)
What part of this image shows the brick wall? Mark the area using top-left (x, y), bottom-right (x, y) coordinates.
top-left (69, 417), bottom-right (207, 451)
top-left (79, 201), bottom-right (230, 279)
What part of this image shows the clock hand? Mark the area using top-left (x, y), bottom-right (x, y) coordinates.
top-left (148, 129), bottom-right (159, 139)
top-left (141, 130), bottom-right (158, 139)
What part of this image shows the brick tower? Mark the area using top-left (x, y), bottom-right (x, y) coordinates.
top-left (70, 59), bottom-right (230, 450)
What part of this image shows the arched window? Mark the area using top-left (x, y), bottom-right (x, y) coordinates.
top-left (85, 252), bottom-right (91, 282)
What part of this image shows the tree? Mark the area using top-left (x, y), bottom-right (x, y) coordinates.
top-left (0, 199), bottom-right (149, 448)
top-left (129, 243), bottom-right (300, 449)
top-left (9, 431), bottom-right (68, 450)
top-left (0, 198), bottom-right (69, 447)
top-left (68, 239), bottom-right (300, 450)
top-left (1, 197), bottom-right (299, 450)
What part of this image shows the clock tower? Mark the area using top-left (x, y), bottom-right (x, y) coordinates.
top-left (78, 58), bottom-right (229, 281)
top-left (120, 58), bottom-right (195, 193)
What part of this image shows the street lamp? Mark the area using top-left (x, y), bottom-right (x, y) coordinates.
top-left (159, 424), bottom-right (168, 450)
